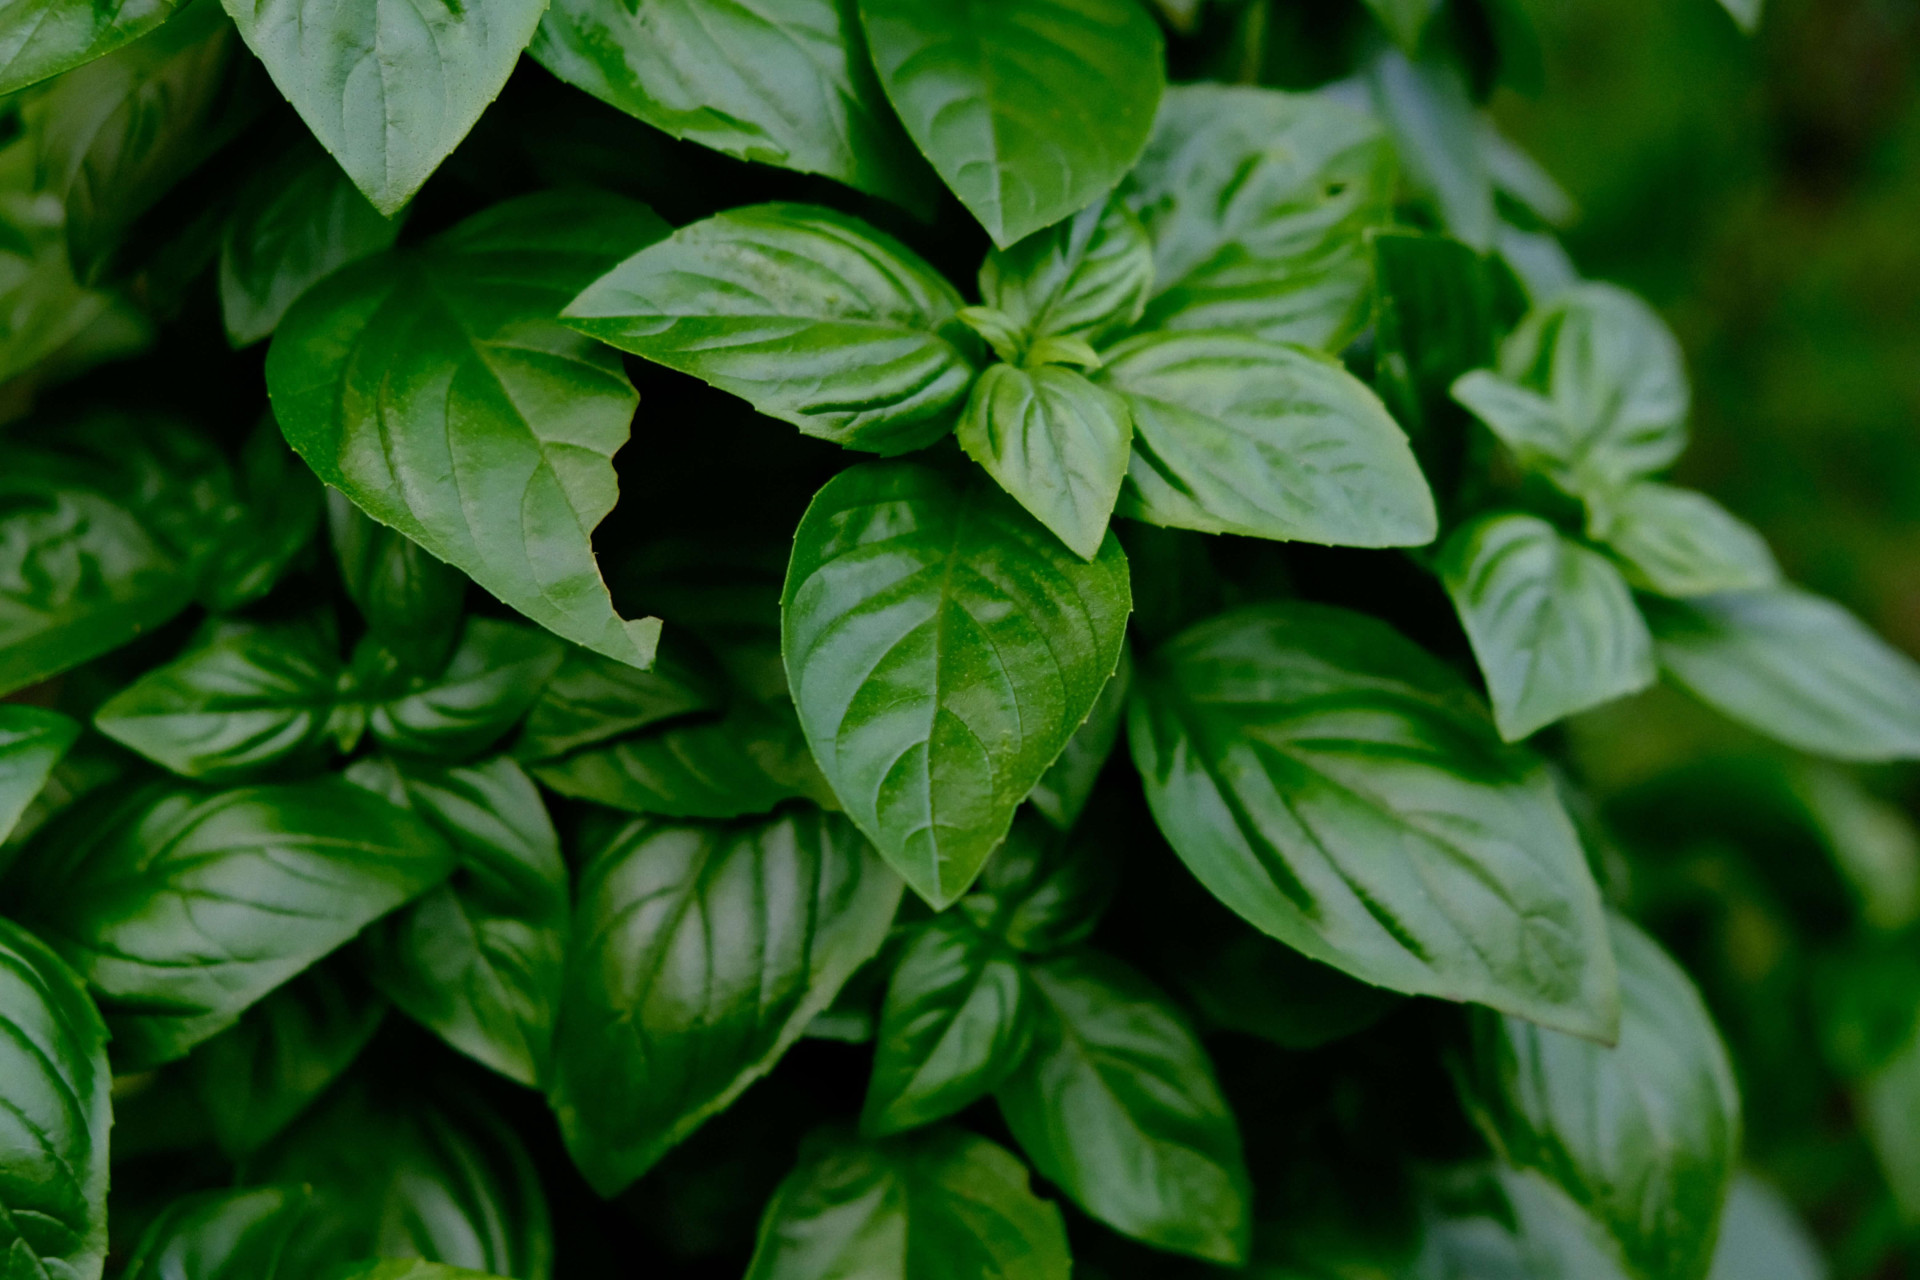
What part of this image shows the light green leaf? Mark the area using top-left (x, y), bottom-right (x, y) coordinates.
top-left (1461, 915), bottom-right (1741, 1280)
top-left (9, 777), bottom-right (454, 1068)
top-left (220, 0), bottom-right (548, 214)
top-left (353, 756), bottom-right (568, 1088)
top-left (565, 203), bottom-right (977, 455)
top-left (1367, 48), bottom-right (1494, 250)
top-left (1707, 1177), bottom-right (1826, 1280)
top-left (745, 1125), bottom-right (1071, 1280)
top-left (1101, 330), bottom-right (1437, 547)
top-left (328, 491), bottom-right (467, 677)
top-left (220, 135), bottom-right (404, 348)
top-left (364, 618), bottom-right (565, 761)
top-left (1862, 1019), bottom-right (1920, 1223)
top-left (958, 362), bottom-right (1133, 560)
top-left (0, 706), bottom-right (80, 844)
top-left (121, 1186), bottom-right (315, 1280)
top-left (862, 916), bottom-right (1029, 1136)
top-left (857, 0), bottom-right (1164, 248)
top-left (782, 460), bottom-right (1131, 908)
top-left (1591, 482), bottom-right (1779, 598)
top-left (94, 614), bottom-right (357, 781)
top-left (269, 191), bottom-right (669, 669)
top-left (1439, 512), bottom-right (1656, 741)
top-left (997, 949), bottom-right (1250, 1263)
top-left (977, 194), bottom-right (1154, 349)
top-left (1718, 0), bottom-right (1761, 33)
top-left (1646, 587), bottom-right (1920, 761)
top-left (1123, 84), bottom-right (1394, 349)
top-left (0, 0), bottom-right (178, 95)
top-left (529, 0), bottom-right (931, 210)
top-left (0, 918), bottom-right (110, 1280)
top-left (1130, 602), bottom-right (1618, 1038)
top-left (1026, 645), bottom-right (1130, 831)
top-left (550, 809), bottom-right (903, 1194)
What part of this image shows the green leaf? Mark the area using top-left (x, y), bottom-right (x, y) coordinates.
top-left (513, 638), bottom-right (725, 762)
top-left (183, 962), bottom-right (387, 1156)
top-left (528, 0), bottom-right (931, 211)
top-left (1461, 916), bottom-right (1741, 1280)
top-left (1366, 48), bottom-right (1494, 250)
top-left (1164, 919), bottom-right (1402, 1051)
top-left (94, 614), bottom-right (357, 780)
top-left (1706, 1177), bottom-right (1826, 1280)
top-left (977, 194), bottom-right (1154, 349)
top-left (1026, 646), bottom-right (1130, 831)
top-left (862, 917), bottom-right (1029, 1136)
top-left (328, 491), bottom-right (467, 677)
top-left (1590, 482), bottom-right (1779, 598)
top-left (353, 756), bottom-right (568, 1088)
top-left (745, 1125), bottom-right (1071, 1280)
top-left (550, 809), bottom-right (903, 1194)
top-left (364, 618), bottom-right (566, 761)
top-left (0, 0), bottom-right (178, 95)
top-left (1130, 602), bottom-right (1618, 1038)
top-left (857, 0), bottom-right (1165, 248)
top-left (328, 1267), bottom-right (503, 1280)
top-left (1791, 764), bottom-right (1920, 932)
top-left (1122, 84), bottom-right (1395, 350)
top-left (996, 949), bottom-right (1250, 1264)
top-left (1100, 331), bottom-right (1437, 547)
top-left (961, 809), bottom-right (1115, 954)
top-left (1717, 0), bottom-right (1761, 33)
top-left (958, 363), bottom-right (1133, 560)
top-left (0, 416), bottom-right (232, 698)
top-left (1361, 0), bottom-right (1440, 52)
top-left (565, 203), bottom-right (977, 455)
top-left (1416, 1164), bottom-right (1637, 1280)
top-left (1439, 513), bottom-right (1656, 741)
top-left (199, 422), bottom-right (327, 612)
top-left (0, 706), bottom-right (80, 843)
top-left (1861, 1019), bottom-right (1920, 1224)
top-left (270, 191), bottom-right (670, 669)
top-left (782, 460), bottom-right (1132, 908)
top-left (219, 0), bottom-right (548, 214)
top-left (121, 1186), bottom-right (315, 1280)
top-left (9, 777), bottom-right (455, 1068)
top-left (261, 1080), bottom-right (552, 1280)
top-left (528, 694), bottom-right (832, 820)
top-left (220, 135), bottom-right (404, 348)
top-left (1369, 229), bottom-right (1497, 434)
top-left (1452, 284), bottom-right (1690, 498)
top-left (1646, 587), bottom-right (1920, 761)
top-left (0, 917), bottom-right (110, 1280)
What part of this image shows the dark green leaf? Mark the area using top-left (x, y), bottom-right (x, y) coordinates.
top-left (1439, 513), bottom-right (1656, 741)
top-left (1591, 482), bottom-right (1779, 598)
top-left (0, 917), bottom-right (110, 1280)
top-left (1452, 284), bottom-right (1689, 499)
top-left (782, 460), bottom-right (1132, 907)
top-left (976, 194), bottom-right (1154, 349)
top-left (220, 136), bottom-right (404, 348)
top-left (10, 777), bottom-right (455, 1068)
top-left (270, 191), bottom-right (669, 668)
top-left (328, 491), bottom-right (466, 677)
top-left (365, 618), bottom-right (565, 761)
top-left (1367, 48), bottom-right (1493, 250)
top-left (529, 0), bottom-right (931, 210)
top-left (565, 203), bottom-right (976, 455)
top-left (1165, 922), bottom-right (1403, 1050)
top-left (219, 0), bottom-right (548, 214)
top-left (962, 809), bottom-right (1115, 954)
top-left (1461, 916), bottom-right (1741, 1280)
top-left (199, 422), bottom-right (326, 612)
top-left (93, 614), bottom-right (357, 780)
top-left (353, 756), bottom-right (568, 1088)
top-left (858, 0), bottom-right (1165, 248)
top-left (0, 705), bottom-right (80, 843)
top-left (1646, 587), bottom-right (1920, 761)
top-left (262, 1080), bottom-right (552, 1280)
top-left (745, 1124), bottom-right (1071, 1280)
top-left (550, 809), bottom-right (903, 1194)
top-left (513, 638), bottom-right (724, 761)
top-left (1100, 331), bottom-right (1437, 547)
top-left (1131, 602), bottom-right (1618, 1038)
top-left (1862, 1022), bottom-right (1920, 1223)
top-left (1370, 229), bottom-right (1497, 433)
top-left (1415, 1164), bottom-right (1635, 1280)
top-left (329, 1266), bottom-right (500, 1280)
top-left (0, 0), bottom-right (178, 95)
top-left (862, 917), bottom-right (1029, 1135)
top-left (1791, 764), bottom-right (1920, 932)
top-left (121, 1185), bottom-right (314, 1280)
top-left (1361, 0), bottom-right (1439, 52)
top-left (958, 363), bottom-right (1133, 560)
top-left (997, 949), bottom-right (1250, 1263)
top-left (184, 962), bottom-right (387, 1157)
top-left (1026, 646), bottom-right (1130, 832)
top-left (1123, 84), bottom-right (1394, 349)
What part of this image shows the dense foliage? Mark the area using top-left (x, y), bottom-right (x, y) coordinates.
top-left (1, 0), bottom-right (1916, 1276)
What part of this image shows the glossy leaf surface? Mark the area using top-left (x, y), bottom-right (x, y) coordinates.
top-left (329, 492), bottom-right (466, 677)
top-left (566, 203), bottom-right (976, 455)
top-left (977, 195), bottom-right (1154, 349)
top-left (365, 618), bottom-right (565, 760)
top-left (0, 0), bottom-right (177, 95)
top-left (858, 0), bottom-right (1165, 247)
top-left (121, 1186), bottom-right (314, 1280)
top-left (0, 706), bottom-right (80, 843)
top-left (1131, 602), bottom-right (1618, 1038)
top-left (1593, 482), bottom-right (1779, 598)
top-left (550, 810), bottom-right (903, 1194)
top-left (783, 460), bottom-right (1131, 907)
top-left (270, 192), bottom-right (669, 669)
